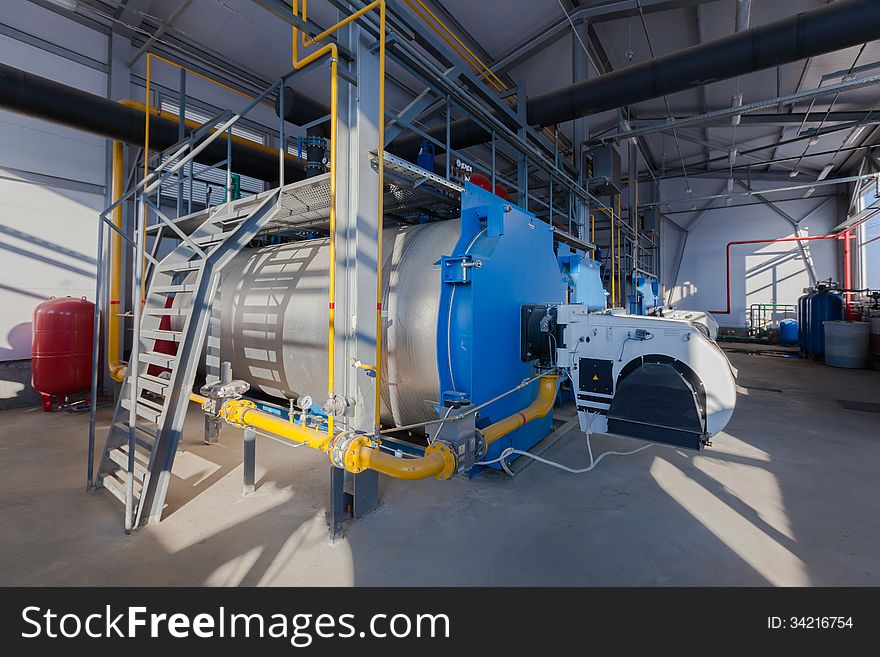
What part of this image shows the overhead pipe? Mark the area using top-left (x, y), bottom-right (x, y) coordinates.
top-left (389, 0), bottom-right (880, 156)
top-left (0, 63), bottom-right (306, 183)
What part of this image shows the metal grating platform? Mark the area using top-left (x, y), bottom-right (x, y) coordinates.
top-left (151, 152), bottom-right (464, 236)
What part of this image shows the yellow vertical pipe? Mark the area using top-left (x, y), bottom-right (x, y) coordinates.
top-left (373, 1), bottom-right (386, 431)
top-left (293, 0), bottom-right (360, 438)
top-left (616, 194), bottom-right (622, 306)
top-left (109, 141), bottom-right (126, 381)
top-left (298, 0), bottom-right (387, 433)
top-left (608, 203), bottom-right (617, 307)
top-left (144, 56), bottom-right (151, 179)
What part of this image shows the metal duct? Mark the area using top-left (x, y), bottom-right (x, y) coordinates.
top-left (0, 62), bottom-right (305, 183)
top-left (390, 0), bottom-right (880, 155)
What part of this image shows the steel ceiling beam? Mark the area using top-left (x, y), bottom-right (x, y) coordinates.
top-left (630, 111), bottom-right (880, 127)
top-left (490, 0), bottom-right (723, 74)
top-left (127, 0), bottom-right (194, 66)
top-left (593, 73), bottom-right (880, 145)
top-left (393, 0), bottom-right (880, 157)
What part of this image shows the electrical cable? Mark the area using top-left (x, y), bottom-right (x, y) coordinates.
top-left (428, 404), bottom-right (456, 445)
top-left (476, 417), bottom-right (654, 476)
top-left (378, 373), bottom-right (547, 435)
top-left (480, 442), bottom-right (654, 476)
top-left (617, 330), bottom-right (653, 362)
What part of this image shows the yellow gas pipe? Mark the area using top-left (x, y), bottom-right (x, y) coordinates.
top-left (292, 0), bottom-right (341, 438)
top-left (296, 0), bottom-right (388, 434)
top-left (108, 141), bottom-right (127, 381)
top-left (481, 375), bottom-right (561, 445)
top-left (197, 374), bottom-right (559, 481)
top-left (217, 396), bottom-right (455, 480)
top-left (616, 194), bottom-right (622, 306)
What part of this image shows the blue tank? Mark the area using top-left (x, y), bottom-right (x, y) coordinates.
top-left (799, 288), bottom-right (843, 359)
top-left (417, 140), bottom-right (435, 172)
top-left (779, 319), bottom-right (798, 346)
top-left (798, 291), bottom-right (810, 352)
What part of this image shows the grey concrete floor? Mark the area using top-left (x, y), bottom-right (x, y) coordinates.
top-left (1, 348), bottom-right (879, 586)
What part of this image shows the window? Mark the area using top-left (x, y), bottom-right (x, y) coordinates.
top-left (159, 99), bottom-right (267, 145)
top-left (155, 98), bottom-right (268, 208)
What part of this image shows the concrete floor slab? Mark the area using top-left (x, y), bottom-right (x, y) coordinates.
top-left (1, 349), bottom-right (878, 586)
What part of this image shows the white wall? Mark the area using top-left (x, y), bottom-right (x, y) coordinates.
top-left (663, 180), bottom-right (840, 327)
top-left (0, 6), bottom-right (108, 360)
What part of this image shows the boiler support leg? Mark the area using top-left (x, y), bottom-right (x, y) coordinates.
top-left (243, 426), bottom-right (256, 495)
top-left (328, 467), bottom-right (379, 541)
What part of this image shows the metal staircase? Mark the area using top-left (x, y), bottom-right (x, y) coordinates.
top-left (96, 189), bottom-right (281, 529)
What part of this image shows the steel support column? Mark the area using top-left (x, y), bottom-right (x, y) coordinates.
top-left (572, 18), bottom-right (590, 239)
top-left (330, 18), bottom-right (381, 539)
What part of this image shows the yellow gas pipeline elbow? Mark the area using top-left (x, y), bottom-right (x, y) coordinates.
top-left (197, 376), bottom-right (560, 480)
top-left (482, 375), bottom-right (561, 445)
top-left (344, 437), bottom-right (455, 481)
top-left (215, 398), bottom-right (457, 480)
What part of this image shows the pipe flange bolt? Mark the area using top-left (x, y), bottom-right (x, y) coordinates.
top-left (425, 441), bottom-right (457, 480)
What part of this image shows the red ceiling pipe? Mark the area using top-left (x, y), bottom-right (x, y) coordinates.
top-left (709, 234), bottom-right (839, 315)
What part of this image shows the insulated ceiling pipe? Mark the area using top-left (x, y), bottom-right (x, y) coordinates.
top-left (390, 0), bottom-right (880, 156)
top-left (0, 62), bottom-right (306, 183)
top-left (275, 85), bottom-right (331, 136)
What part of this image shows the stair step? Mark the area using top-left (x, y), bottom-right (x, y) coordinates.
top-left (138, 351), bottom-right (176, 368)
top-left (215, 214), bottom-right (246, 225)
top-left (121, 398), bottom-right (163, 423)
top-left (112, 422), bottom-right (157, 451)
top-left (134, 372), bottom-right (171, 395)
top-left (192, 233), bottom-right (227, 246)
top-left (132, 393), bottom-right (166, 413)
top-left (159, 260), bottom-right (203, 273)
top-left (101, 473), bottom-right (142, 504)
top-left (141, 329), bottom-right (183, 342)
top-left (151, 284), bottom-right (196, 294)
top-left (108, 448), bottom-right (148, 480)
top-left (119, 441), bottom-right (153, 465)
top-left (143, 307), bottom-right (190, 317)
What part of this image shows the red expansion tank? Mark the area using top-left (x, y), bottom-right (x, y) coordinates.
top-left (31, 296), bottom-right (95, 411)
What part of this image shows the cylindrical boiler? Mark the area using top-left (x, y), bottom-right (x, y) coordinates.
top-left (212, 196), bottom-right (567, 458)
top-left (31, 296), bottom-right (95, 410)
top-left (216, 221), bottom-right (458, 427)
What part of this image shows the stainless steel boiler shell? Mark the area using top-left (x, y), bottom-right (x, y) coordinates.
top-left (217, 220), bottom-right (459, 427)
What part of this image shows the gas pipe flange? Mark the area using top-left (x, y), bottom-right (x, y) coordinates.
top-left (425, 441), bottom-right (457, 481)
top-left (330, 433), bottom-right (373, 473)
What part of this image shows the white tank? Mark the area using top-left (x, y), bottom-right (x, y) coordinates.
top-left (823, 320), bottom-right (870, 369)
